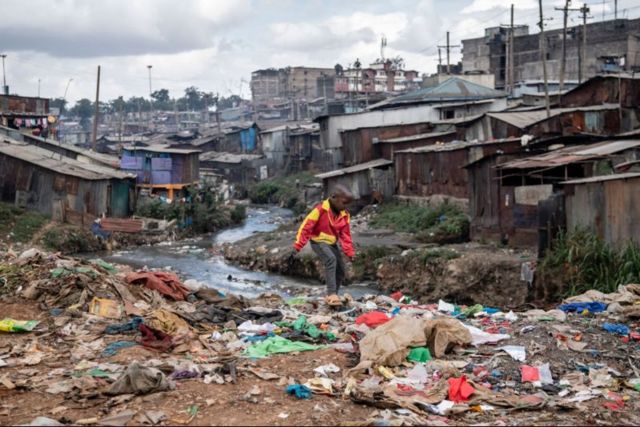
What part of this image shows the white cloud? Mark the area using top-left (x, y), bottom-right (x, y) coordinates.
top-left (461, 0), bottom-right (538, 14)
top-left (0, 0), bottom-right (250, 57)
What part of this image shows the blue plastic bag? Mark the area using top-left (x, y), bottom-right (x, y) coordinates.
top-left (602, 323), bottom-right (630, 336)
top-left (285, 384), bottom-right (312, 399)
top-left (559, 302), bottom-right (607, 313)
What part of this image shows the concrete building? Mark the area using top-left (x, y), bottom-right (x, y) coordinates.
top-left (336, 60), bottom-right (421, 95)
top-left (462, 17), bottom-right (640, 90)
top-left (250, 67), bottom-right (336, 104)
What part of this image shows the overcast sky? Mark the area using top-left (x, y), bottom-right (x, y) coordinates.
top-left (1, 0), bottom-right (638, 103)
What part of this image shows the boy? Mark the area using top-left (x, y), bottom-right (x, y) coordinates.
top-left (293, 185), bottom-right (355, 305)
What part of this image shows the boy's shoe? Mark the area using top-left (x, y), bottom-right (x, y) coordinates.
top-left (324, 294), bottom-right (342, 306)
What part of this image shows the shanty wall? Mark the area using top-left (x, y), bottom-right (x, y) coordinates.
top-left (122, 151), bottom-right (199, 185)
top-left (561, 78), bottom-right (640, 109)
top-left (0, 95), bottom-right (49, 114)
top-left (395, 150), bottom-right (470, 199)
top-left (377, 133), bottom-right (458, 161)
top-left (468, 154), bottom-right (520, 242)
top-left (340, 123), bottom-right (434, 166)
top-left (322, 168), bottom-right (394, 203)
top-left (0, 154), bottom-right (129, 219)
top-left (527, 109), bottom-right (622, 137)
top-left (261, 130), bottom-right (286, 170)
top-left (565, 176), bottom-right (640, 248)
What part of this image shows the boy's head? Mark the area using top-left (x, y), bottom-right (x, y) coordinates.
top-left (329, 184), bottom-right (354, 211)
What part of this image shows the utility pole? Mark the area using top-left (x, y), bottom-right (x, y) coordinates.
top-left (118, 96), bottom-right (124, 144)
top-left (438, 47), bottom-right (443, 74)
top-left (556, 1), bottom-right (571, 93)
top-left (91, 65), bottom-right (101, 151)
top-left (615, 0), bottom-right (618, 19)
top-left (37, 78), bottom-right (41, 98)
top-left (507, 4), bottom-right (515, 95)
top-left (1, 54), bottom-right (7, 95)
top-left (215, 92), bottom-right (221, 135)
top-left (538, 0), bottom-right (551, 117)
top-left (438, 32), bottom-right (460, 75)
top-left (147, 65), bottom-right (153, 132)
top-left (579, 4), bottom-right (590, 83)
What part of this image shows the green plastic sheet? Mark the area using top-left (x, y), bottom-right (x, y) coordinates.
top-left (243, 336), bottom-right (322, 359)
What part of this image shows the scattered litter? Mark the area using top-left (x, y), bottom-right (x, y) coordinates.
top-left (286, 384), bottom-right (312, 399)
top-left (498, 345), bottom-right (527, 362)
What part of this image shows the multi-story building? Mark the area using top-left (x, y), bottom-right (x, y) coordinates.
top-left (335, 60), bottom-right (421, 95)
top-left (250, 67), bottom-right (336, 104)
top-left (462, 17), bottom-right (640, 90)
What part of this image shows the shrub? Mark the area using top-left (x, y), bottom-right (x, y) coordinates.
top-left (230, 205), bottom-right (247, 224)
top-left (538, 228), bottom-right (640, 297)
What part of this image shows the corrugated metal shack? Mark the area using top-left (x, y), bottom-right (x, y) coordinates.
top-left (563, 172), bottom-right (640, 248)
top-left (0, 125), bottom-right (119, 168)
top-left (0, 141), bottom-right (135, 220)
top-left (494, 139), bottom-right (640, 247)
top-left (218, 122), bottom-right (259, 153)
top-left (376, 130), bottom-right (458, 160)
top-left (0, 95), bottom-right (50, 129)
top-left (395, 138), bottom-right (522, 203)
top-left (287, 126), bottom-right (319, 172)
top-left (340, 115), bottom-right (489, 167)
top-left (561, 75), bottom-right (640, 109)
top-left (315, 159), bottom-right (394, 205)
top-left (488, 104), bottom-right (625, 140)
top-left (199, 152), bottom-right (267, 187)
top-left (340, 122), bottom-right (435, 166)
top-left (120, 145), bottom-right (200, 199)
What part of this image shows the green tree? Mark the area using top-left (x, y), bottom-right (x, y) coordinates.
top-left (151, 89), bottom-right (172, 110)
top-left (184, 86), bottom-right (203, 110)
top-left (71, 98), bottom-right (94, 130)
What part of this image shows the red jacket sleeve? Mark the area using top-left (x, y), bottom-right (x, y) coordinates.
top-left (339, 214), bottom-right (355, 258)
top-left (294, 207), bottom-right (320, 251)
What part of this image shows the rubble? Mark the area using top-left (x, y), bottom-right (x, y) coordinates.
top-left (1, 248), bottom-right (640, 425)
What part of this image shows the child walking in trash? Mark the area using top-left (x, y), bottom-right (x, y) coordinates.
top-left (293, 185), bottom-right (355, 306)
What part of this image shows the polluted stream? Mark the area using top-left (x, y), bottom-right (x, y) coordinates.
top-left (100, 206), bottom-right (373, 298)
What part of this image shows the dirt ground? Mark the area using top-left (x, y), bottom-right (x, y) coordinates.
top-left (2, 295), bottom-right (640, 426)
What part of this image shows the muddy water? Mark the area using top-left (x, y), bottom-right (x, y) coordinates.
top-left (101, 206), bottom-right (372, 298)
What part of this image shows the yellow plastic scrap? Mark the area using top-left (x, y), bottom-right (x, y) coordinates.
top-left (0, 318), bottom-right (40, 333)
top-left (378, 366), bottom-right (395, 380)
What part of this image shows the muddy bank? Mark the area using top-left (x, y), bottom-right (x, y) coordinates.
top-left (376, 248), bottom-right (533, 309)
top-left (222, 224), bottom-right (533, 308)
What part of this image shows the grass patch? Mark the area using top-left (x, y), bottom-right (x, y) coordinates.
top-left (248, 172), bottom-right (317, 215)
top-left (0, 202), bottom-right (48, 243)
top-left (539, 228), bottom-right (640, 297)
top-left (370, 202), bottom-right (469, 243)
top-left (416, 248), bottom-right (461, 263)
top-left (42, 227), bottom-right (102, 254)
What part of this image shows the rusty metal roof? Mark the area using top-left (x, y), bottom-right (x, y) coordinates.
top-left (315, 158), bottom-right (393, 180)
top-left (487, 104), bottom-right (620, 129)
top-left (498, 139), bottom-right (640, 170)
top-left (0, 141), bottom-right (134, 180)
top-left (369, 77), bottom-right (506, 110)
top-left (396, 137), bottom-right (521, 154)
top-left (122, 145), bottom-right (201, 154)
top-left (562, 172), bottom-right (640, 185)
top-left (376, 130), bottom-right (456, 144)
top-left (199, 151), bottom-right (264, 164)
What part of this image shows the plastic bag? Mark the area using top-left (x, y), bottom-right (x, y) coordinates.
top-left (0, 318), bottom-right (39, 332)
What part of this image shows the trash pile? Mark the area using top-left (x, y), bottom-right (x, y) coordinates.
top-left (1, 248), bottom-right (640, 425)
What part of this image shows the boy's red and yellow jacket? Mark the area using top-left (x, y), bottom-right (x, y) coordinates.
top-left (293, 199), bottom-right (355, 257)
